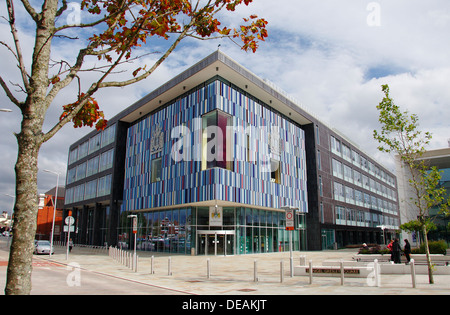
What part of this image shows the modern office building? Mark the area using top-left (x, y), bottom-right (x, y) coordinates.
top-left (64, 51), bottom-right (400, 254)
top-left (396, 147), bottom-right (450, 246)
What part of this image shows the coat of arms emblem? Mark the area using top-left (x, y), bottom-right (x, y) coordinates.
top-left (150, 124), bottom-right (164, 154)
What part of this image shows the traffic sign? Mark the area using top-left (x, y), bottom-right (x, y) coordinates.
top-left (63, 225), bottom-right (75, 232)
top-left (132, 216), bottom-right (137, 234)
top-left (285, 209), bottom-right (295, 231)
top-left (65, 216), bottom-right (75, 226)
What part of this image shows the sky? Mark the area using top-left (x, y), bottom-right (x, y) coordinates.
top-left (0, 0), bottom-right (450, 214)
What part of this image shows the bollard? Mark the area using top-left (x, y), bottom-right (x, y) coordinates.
top-left (290, 257), bottom-right (294, 277)
top-left (207, 258), bottom-right (211, 279)
top-left (254, 260), bottom-right (258, 282)
top-left (373, 259), bottom-right (380, 287)
top-left (340, 261), bottom-right (344, 285)
top-left (280, 260), bottom-right (284, 283)
top-left (309, 260), bottom-right (313, 284)
top-left (299, 255), bottom-right (306, 266)
top-left (410, 259), bottom-right (416, 288)
top-left (151, 255), bottom-right (155, 274)
top-left (168, 257), bottom-right (172, 276)
top-left (135, 255), bottom-right (138, 272)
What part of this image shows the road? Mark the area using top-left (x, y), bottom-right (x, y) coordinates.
top-left (0, 248), bottom-right (187, 295)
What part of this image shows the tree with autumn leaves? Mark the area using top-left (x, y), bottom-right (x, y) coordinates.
top-left (0, 0), bottom-right (267, 295)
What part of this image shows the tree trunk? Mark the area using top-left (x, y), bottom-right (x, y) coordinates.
top-left (5, 118), bottom-right (43, 295)
top-left (4, 0), bottom-right (57, 295)
top-left (422, 225), bottom-right (434, 284)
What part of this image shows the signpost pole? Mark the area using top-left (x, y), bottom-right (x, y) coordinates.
top-left (281, 206), bottom-right (296, 277)
top-left (289, 229), bottom-right (293, 277)
top-left (128, 215), bottom-right (138, 270)
top-left (65, 216), bottom-right (74, 260)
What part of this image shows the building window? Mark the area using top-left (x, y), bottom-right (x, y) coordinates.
top-left (74, 184), bottom-right (85, 202)
top-left (201, 110), bottom-right (233, 171)
top-left (99, 149), bottom-right (114, 172)
top-left (343, 164), bottom-right (353, 182)
top-left (332, 158), bottom-right (343, 178)
top-left (317, 150), bottom-right (321, 170)
top-left (333, 182), bottom-right (345, 202)
top-left (76, 162), bottom-right (86, 181)
top-left (315, 125), bottom-right (320, 145)
top-left (336, 205), bottom-right (346, 225)
top-left (85, 179), bottom-right (97, 200)
top-left (101, 123), bottom-right (116, 148)
top-left (342, 144), bottom-right (351, 161)
top-left (78, 141), bottom-right (89, 160)
top-left (331, 136), bottom-right (341, 155)
top-left (318, 175), bottom-right (323, 196)
top-left (97, 174), bottom-right (111, 197)
top-left (270, 159), bottom-right (280, 184)
top-left (320, 202), bottom-right (324, 224)
top-left (67, 168), bottom-right (76, 185)
top-left (86, 156), bottom-right (99, 177)
top-left (69, 147), bottom-right (78, 164)
top-left (89, 133), bottom-right (102, 155)
top-left (65, 187), bottom-right (74, 205)
top-left (151, 157), bottom-right (162, 183)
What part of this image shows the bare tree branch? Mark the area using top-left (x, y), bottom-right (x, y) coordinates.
top-left (55, 0), bottom-right (68, 17)
top-left (0, 75), bottom-right (21, 106)
top-left (6, 0), bottom-right (31, 94)
top-left (19, 0), bottom-right (39, 22)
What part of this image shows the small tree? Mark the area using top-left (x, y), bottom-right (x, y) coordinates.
top-left (373, 84), bottom-right (450, 284)
top-left (0, 0), bottom-right (268, 295)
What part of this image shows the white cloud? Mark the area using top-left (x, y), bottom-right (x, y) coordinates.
top-left (1, 0), bottom-right (450, 211)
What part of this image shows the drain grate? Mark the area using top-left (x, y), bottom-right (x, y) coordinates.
top-left (237, 288), bottom-right (257, 292)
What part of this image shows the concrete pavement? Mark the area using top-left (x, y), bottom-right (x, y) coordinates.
top-left (0, 247), bottom-right (450, 295)
top-left (19, 245), bottom-right (450, 295)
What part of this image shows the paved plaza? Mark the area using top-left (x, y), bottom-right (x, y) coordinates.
top-left (2, 245), bottom-right (447, 295)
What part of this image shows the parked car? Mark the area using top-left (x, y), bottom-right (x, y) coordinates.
top-left (34, 240), bottom-right (54, 255)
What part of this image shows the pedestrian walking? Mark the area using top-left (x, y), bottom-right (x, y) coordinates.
top-left (387, 239), bottom-right (394, 262)
top-left (392, 238), bottom-right (401, 264)
top-left (404, 239), bottom-right (411, 264)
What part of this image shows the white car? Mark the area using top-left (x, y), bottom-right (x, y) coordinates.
top-left (34, 240), bottom-right (55, 255)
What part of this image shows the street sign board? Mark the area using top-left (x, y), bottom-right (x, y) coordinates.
top-left (285, 209), bottom-right (294, 231)
top-left (65, 216), bottom-right (75, 226)
top-left (63, 225), bottom-right (75, 232)
top-left (132, 216), bottom-right (137, 234)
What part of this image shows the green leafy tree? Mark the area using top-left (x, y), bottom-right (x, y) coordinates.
top-left (0, 0), bottom-right (268, 295)
top-left (373, 84), bottom-right (450, 284)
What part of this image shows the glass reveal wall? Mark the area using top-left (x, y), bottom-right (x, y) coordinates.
top-left (118, 206), bottom-right (307, 255)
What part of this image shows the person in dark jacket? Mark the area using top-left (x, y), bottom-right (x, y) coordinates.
top-left (404, 239), bottom-right (411, 265)
top-left (392, 238), bottom-right (401, 264)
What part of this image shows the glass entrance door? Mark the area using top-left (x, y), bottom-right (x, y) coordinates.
top-left (197, 231), bottom-right (235, 256)
top-left (225, 234), bottom-right (234, 255)
top-left (207, 234), bottom-right (216, 255)
top-left (198, 234), bottom-right (207, 255)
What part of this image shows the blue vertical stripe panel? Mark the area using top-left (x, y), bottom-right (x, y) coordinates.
top-left (123, 80), bottom-right (308, 213)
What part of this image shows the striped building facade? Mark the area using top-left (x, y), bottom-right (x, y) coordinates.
top-left (64, 51), bottom-right (399, 254)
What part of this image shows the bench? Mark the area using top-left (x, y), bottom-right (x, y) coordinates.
top-left (353, 254), bottom-right (450, 266)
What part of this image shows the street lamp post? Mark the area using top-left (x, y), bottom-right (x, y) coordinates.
top-left (43, 169), bottom-right (60, 257)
